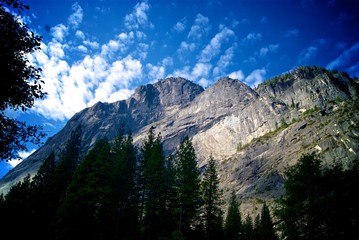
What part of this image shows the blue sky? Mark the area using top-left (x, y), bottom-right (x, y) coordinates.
top-left (1, 0), bottom-right (358, 178)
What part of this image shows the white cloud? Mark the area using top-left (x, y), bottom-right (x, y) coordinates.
top-left (199, 27), bottom-right (235, 63)
top-left (78, 45), bottom-right (87, 53)
top-left (284, 29), bottom-right (299, 37)
top-left (198, 78), bottom-right (211, 88)
top-left (8, 149), bottom-right (37, 168)
top-left (107, 89), bottom-right (133, 103)
top-left (27, 2), bottom-right (152, 121)
top-left (68, 2), bottom-right (83, 29)
top-left (172, 17), bottom-right (187, 32)
top-left (124, 1), bottom-right (152, 30)
top-left (326, 42), bottom-right (359, 71)
top-left (188, 13), bottom-right (211, 40)
top-left (51, 24), bottom-right (68, 42)
top-left (192, 63), bottom-right (212, 79)
top-left (177, 41), bottom-right (196, 62)
top-left (213, 46), bottom-right (235, 76)
top-left (89, 56), bottom-right (142, 106)
top-left (260, 16), bottom-right (267, 24)
top-left (83, 40), bottom-right (100, 49)
top-left (244, 68), bottom-right (266, 87)
top-left (259, 44), bottom-right (279, 57)
top-left (298, 46), bottom-right (318, 64)
top-left (228, 70), bottom-right (245, 81)
top-left (242, 32), bottom-right (262, 44)
top-left (75, 30), bottom-right (85, 39)
top-left (147, 63), bottom-right (165, 80)
top-left (298, 39), bottom-right (327, 64)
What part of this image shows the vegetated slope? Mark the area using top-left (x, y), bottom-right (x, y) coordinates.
top-left (0, 66), bottom-right (358, 217)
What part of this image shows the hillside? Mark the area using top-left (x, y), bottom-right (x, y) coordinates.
top-left (0, 66), bottom-right (358, 216)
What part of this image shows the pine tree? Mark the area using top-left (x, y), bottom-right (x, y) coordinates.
top-left (47, 126), bottom-right (82, 237)
top-left (275, 154), bottom-right (323, 240)
top-left (242, 215), bottom-right (253, 240)
top-left (253, 214), bottom-right (261, 240)
top-left (51, 125), bottom-right (83, 199)
top-left (201, 156), bottom-right (224, 240)
top-left (275, 154), bottom-right (359, 240)
top-left (111, 129), bottom-right (139, 240)
top-left (55, 138), bottom-right (113, 240)
top-left (174, 135), bottom-right (201, 238)
top-left (224, 190), bottom-right (242, 240)
top-left (1, 174), bottom-right (33, 238)
top-left (259, 202), bottom-right (277, 240)
top-left (138, 126), bottom-right (168, 239)
top-left (29, 152), bottom-right (57, 240)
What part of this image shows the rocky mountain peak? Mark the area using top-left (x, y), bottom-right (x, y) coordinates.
top-left (153, 77), bottom-right (204, 108)
top-left (1, 66), bottom-right (358, 216)
top-left (129, 77), bottom-right (203, 110)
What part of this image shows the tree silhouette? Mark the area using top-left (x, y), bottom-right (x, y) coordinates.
top-left (201, 156), bottom-right (224, 240)
top-left (224, 190), bottom-right (242, 240)
top-left (0, 0), bottom-right (45, 161)
top-left (275, 154), bottom-right (359, 239)
top-left (174, 135), bottom-right (201, 238)
top-left (55, 138), bottom-right (113, 240)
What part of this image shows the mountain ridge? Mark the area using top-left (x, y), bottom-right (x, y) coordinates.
top-left (1, 67), bottom-right (358, 216)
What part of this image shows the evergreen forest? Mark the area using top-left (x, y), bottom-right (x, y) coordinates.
top-left (0, 125), bottom-right (358, 240)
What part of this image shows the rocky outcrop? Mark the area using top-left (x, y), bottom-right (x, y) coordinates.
top-left (1, 67), bottom-right (358, 217)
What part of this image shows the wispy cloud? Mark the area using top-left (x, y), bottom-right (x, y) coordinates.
top-left (124, 1), bottom-right (153, 30)
top-left (327, 42), bottom-right (359, 69)
top-left (213, 46), bottom-right (235, 76)
top-left (228, 70), bottom-right (245, 81)
top-left (259, 44), bottom-right (279, 57)
top-left (68, 2), bottom-right (83, 29)
top-left (297, 38), bottom-right (327, 64)
top-left (284, 29), bottom-right (299, 37)
top-left (241, 32), bottom-right (262, 45)
top-left (30, 3), bottom-right (147, 121)
top-left (187, 13), bottom-right (211, 40)
top-left (244, 68), bottom-right (266, 87)
top-left (199, 27), bottom-right (235, 63)
top-left (8, 149), bottom-right (37, 168)
top-left (172, 17), bottom-right (187, 32)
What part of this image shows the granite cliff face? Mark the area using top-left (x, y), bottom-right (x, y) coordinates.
top-left (1, 67), bottom-right (358, 215)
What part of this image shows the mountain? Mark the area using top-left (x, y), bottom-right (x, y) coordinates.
top-left (1, 66), bottom-right (358, 216)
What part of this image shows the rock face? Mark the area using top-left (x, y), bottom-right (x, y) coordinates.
top-left (1, 67), bottom-right (358, 216)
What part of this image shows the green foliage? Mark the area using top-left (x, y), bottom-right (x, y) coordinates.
top-left (138, 126), bottom-right (170, 239)
top-left (302, 105), bottom-right (320, 116)
top-left (4, 118), bottom-right (358, 240)
top-left (55, 138), bottom-right (113, 240)
top-left (174, 135), bottom-right (202, 237)
top-left (242, 214), bottom-right (254, 240)
top-left (224, 190), bottom-right (242, 240)
top-left (275, 154), bottom-right (359, 240)
top-left (255, 203), bottom-right (278, 240)
top-left (0, 0), bottom-right (46, 161)
top-left (201, 156), bottom-right (224, 240)
top-left (111, 129), bottom-right (139, 240)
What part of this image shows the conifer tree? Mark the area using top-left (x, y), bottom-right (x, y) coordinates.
top-left (174, 135), bottom-right (201, 237)
top-left (111, 129), bottom-right (139, 240)
top-left (55, 138), bottom-right (113, 240)
top-left (51, 125), bottom-right (82, 199)
top-left (224, 190), bottom-right (242, 240)
top-left (29, 152), bottom-right (56, 240)
top-left (258, 202), bottom-right (278, 240)
top-left (1, 174), bottom-right (33, 238)
top-left (242, 214), bottom-right (253, 240)
top-left (138, 126), bottom-right (168, 239)
top-left (275, 154), bottom-right (359, 240)
top-left (46, 125), bottom-right (82, 237)
top-left (201, 156), bottom-right (224, 240)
